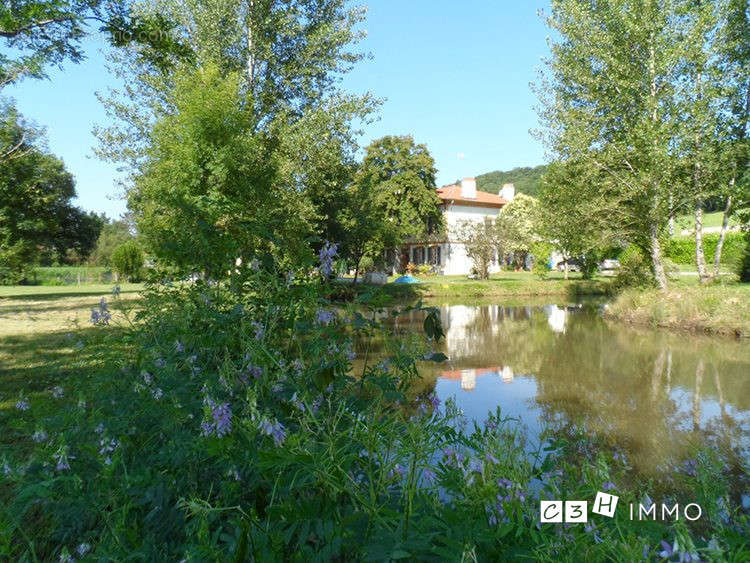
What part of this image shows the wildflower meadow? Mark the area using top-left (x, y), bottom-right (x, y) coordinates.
top-left (1, 251), bottom-right (749, 561)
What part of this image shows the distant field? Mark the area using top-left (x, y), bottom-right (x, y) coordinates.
top-left (0, 283), bottom-right (143, 299)
top-left (28, 266), bottom-right (115, 286)
top-left (674, 211), bottom-right (739, 230)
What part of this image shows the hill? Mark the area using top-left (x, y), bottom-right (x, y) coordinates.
top-left (475, 164), bottom-right (548, 197)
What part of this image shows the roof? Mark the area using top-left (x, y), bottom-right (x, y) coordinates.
top-left (436, 183), bottom-right (508, 208)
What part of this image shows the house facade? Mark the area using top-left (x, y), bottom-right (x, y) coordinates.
top-left (401, 177), bottom-right (515, 276)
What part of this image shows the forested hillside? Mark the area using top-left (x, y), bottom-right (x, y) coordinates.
top-left (475, 164), bottom-right (548, 196)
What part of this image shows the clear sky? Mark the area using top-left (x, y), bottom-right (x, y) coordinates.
top-left (6, 0), bottom-right (551, 219)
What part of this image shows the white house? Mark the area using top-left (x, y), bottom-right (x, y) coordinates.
top-left (401, 177), bottom-right (515, 275)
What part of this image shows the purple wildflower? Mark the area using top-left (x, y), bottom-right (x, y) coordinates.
top-left (498, 478), bottom-right (514, 489)
top-left (311, 395), bottom-right (323, 414)
top-left (658, 541), bottom-right (675, 559)
top-left (15, 398), bottom-right (29, 411)
top-left (486, 452), bottom-right (499, 465)
top-left (90, 298), bottom-right (112, 325)
top-left (52, 386), bottom-right (64, 398)
top-left (32, 430), bottom-right (48, 442)
top-left (317, 241), bottom-right (338, 277)
top-left (152, 388), bottom-right (163, 400)
top-left (260, 418), bottom-right (286, 446)
top-left (251, 321), bottom-right (265, 340)
top-left (211, 403), bottom-right (232, 437)
top-left (423, 467), bottom-right (436, 483)
top-left (429, 393), bottom-right (441, 409)
top-left (154, 358), bottom-right (166, 368)
top-left (469, 458), bottom-right (483, 474)
top-left (76, 543), bottom-right (91, 557)
top-left (681, 459), bottom-right (698, 477)
top-left (486, 505), bottom-right (498, 526)
top-left (602, 481), bottom-right (616, 491)
top-left (53, 448), bottom-right (72, 471)
top-left (316, 309), bottom-right (335, 325)
top-left (390, 464), bottom-right (406, 479)
top-left (175, 341), bottom-right (185, 353)
top-left (141, 371), bottom-right (153, 385)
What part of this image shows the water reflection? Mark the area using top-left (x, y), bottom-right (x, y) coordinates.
top-left (389, 302), bottom-right (750, 477)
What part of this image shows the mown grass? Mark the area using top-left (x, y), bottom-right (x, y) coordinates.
top-left (605, 281), bottom-right (750, 338)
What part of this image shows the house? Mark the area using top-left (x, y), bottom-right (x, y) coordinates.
top-left (400, 177), bottom-right (515, 275)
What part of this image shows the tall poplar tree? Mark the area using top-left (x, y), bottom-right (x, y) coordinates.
top-left (537, 0), bottom-right (684, 289)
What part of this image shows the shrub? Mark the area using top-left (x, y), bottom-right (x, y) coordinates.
top-left (111, 242), bottom-right (144, 282)
top-left (738, 235), bottom-right (750, 283)
top-left (664, 231), bottom-right (745, 265)
top-left (530, 242), bottom-right (553, 280)
top-left (612, 245), bottom-right (654, 291)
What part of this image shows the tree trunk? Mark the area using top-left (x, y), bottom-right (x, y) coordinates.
top-left (352, 256), bottom-right (362, 285)
top-left (694, 203), bottom-right (709, 283)
top-left (649, 223), bottom-right (668, 291)
top-left (712, 192), bottom-right (733, 278)
top-left (246, 1), bottom-right (255, 87)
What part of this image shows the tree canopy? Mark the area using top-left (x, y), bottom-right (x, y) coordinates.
top-left (475, 165), bottom-right (549, 197)
top-left (0, 101), bottom-right (102, 282)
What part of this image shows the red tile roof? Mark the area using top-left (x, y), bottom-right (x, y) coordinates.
top-left (436, 184), bottom-right (508, 208)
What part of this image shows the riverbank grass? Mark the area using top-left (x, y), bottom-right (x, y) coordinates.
top-left (605, 282), bottom-right (750, 337)
top-left (374, 271), bottom-right (611, 301)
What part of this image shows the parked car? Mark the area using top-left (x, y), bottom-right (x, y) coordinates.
top-left (556, 259), bottom-right (582, 272)
top-left (600, 259), bottom-right (621, 270)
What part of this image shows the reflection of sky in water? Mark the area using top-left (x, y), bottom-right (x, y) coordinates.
top-left (411, 301), bottom-right (750, 472)
top-left (436, 373), bottom-right (544, 448)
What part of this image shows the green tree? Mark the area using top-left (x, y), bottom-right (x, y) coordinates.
top-left (354, 135), bottom-right (444, 246)
top-left (458, 218), bottom-right (498, 280)
top-left (475, 165), bottom-right (549, 197)
top-left (96, 0), bottom-right (375, 271)
top-left (88, 216), bottom-right (135, 266)
top-left (111, 240), bottom-right (143, 281)
top-left (0, 101), bottom-right (102, 282)
top-left (0, 0), bottom-right (190, 90)
top-left (539, 161), bottom-right (620, 279)
top-left (130, 65), bottom-right (297, 277)
top-left (537, 0), bottom-right (685, 290)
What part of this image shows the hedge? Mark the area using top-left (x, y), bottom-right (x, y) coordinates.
top-left (664, 231), bottom-right (745, 265)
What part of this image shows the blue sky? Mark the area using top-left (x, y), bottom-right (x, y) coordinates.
top-left (6, 0), bottom-right (551, 218)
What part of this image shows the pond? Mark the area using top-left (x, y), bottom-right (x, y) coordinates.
top-left (384, 300), bottom-right (750, 482)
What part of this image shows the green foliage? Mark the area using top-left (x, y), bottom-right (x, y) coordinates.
top-left (130, 64), bottom-right (307, 276)
top-left (664, 231), bottom-right (746, 265)
top-left (354, 135), bottom-right (444, 243)
top-left (0, 101), bottom-right (103, 284)
top-left (530, 241), bottom-right (554, 280)
top-left (0, 0), bottom-right (190, 89)
top-left (495, 193), bottom-right (540, 255)
top-left (738, 234), bottom-right (750, 283)
top-left (1, 268), bottom-right (748, 560)
top-left (111, 242), bottom-right (143, 282)
top-left (457, 219), bottom-right (497, 280)
top-left (612, 245), bottom-right (655, 291)
top-left (88, 218), bottom-right (135, 267)
top-left (476, 165), bottom-right (549, 197)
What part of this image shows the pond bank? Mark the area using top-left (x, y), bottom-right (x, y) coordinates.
top-left (355, 272), bottom-right (611, 302)
top-left (604, 285), bottom-right (750, 338)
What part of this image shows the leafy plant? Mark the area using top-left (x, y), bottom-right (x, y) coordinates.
top-left (111, 241), bottom-right (143, 282)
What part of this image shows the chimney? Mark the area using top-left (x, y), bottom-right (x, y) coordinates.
top-left (500, 183), bottom-right (515, 202)
top-left (460, 177), bottom-right (476, 199)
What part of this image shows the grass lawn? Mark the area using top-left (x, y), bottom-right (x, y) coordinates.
top-left (0, 282), bottom-right (143, 299)
top-left (0, 286), bottom-right (140, 417)
top-left (606, 280), bottom-right (750, 337)
top-left (674, 210), bottom-right (739, 229)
